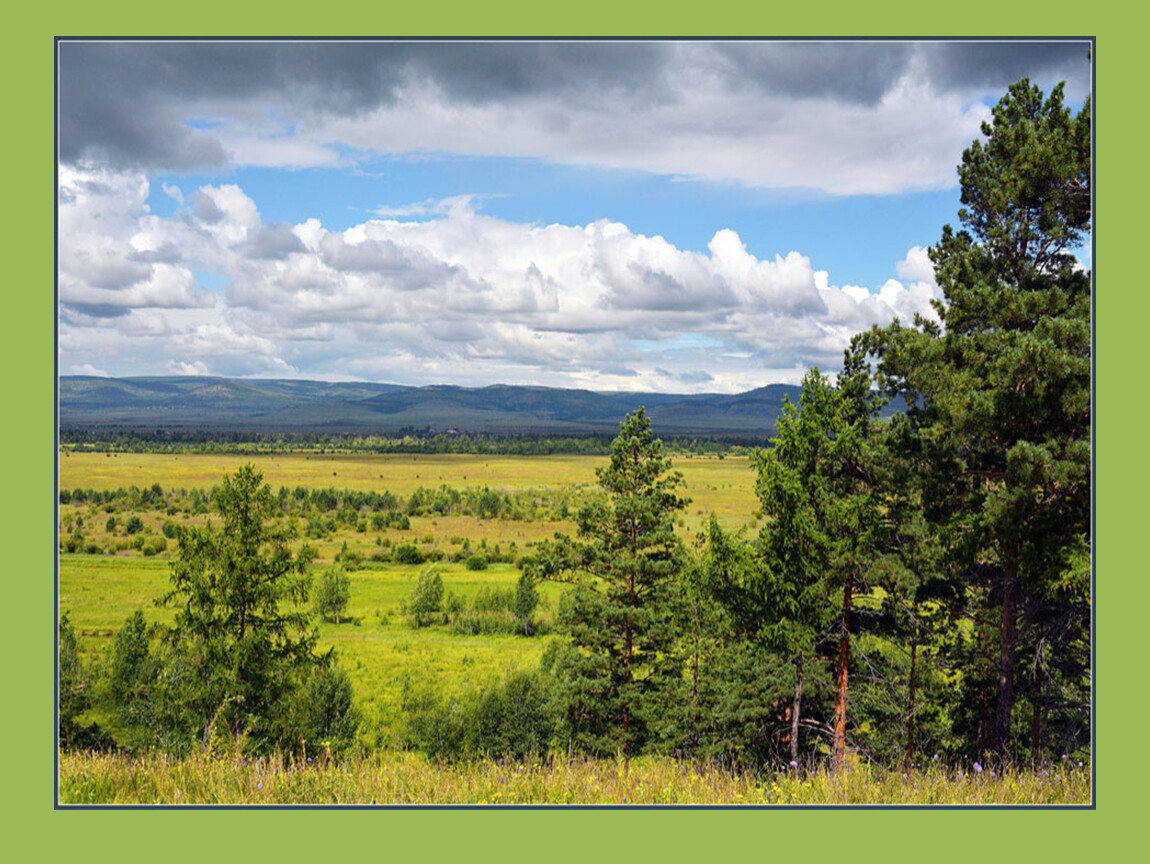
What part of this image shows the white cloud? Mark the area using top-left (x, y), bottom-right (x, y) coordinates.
top-left (59, 171), bottom-right (949, 392)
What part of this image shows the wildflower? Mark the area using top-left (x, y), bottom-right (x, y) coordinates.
top-left (1062, 754), bottom-right (1068, 760)
top-left (257, 782), bottom-right (263, 789)
top-left (1042, 770), bottom-right (1049, 777)
top-left (499, 777), bottom-right (505, 784)
top-left (933, 753), bottom-right (939, 761)
top-left (990, 771), bottom-right (996, 778)
top-left (973, 762), bottom-right (982, 773)
top-left (789, 761), bottom-right (797, 768)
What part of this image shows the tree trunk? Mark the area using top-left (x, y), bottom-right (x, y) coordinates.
top-left (691, 609), bottom-right (700, 751)
top-left (623, 568), bottom-right (633, 777)
top-left (1031, 644), bottom-right (1044, 767)
top-left (791, 653), bottom-right (803, 767)
top-left (905, 608), bottom-right (918, 775)
top-left (975, 583), bottom-right (992, 763)
top-left (832, 570), bottom-right (853, 772)
top-left (994, 566), bottom-right (1018, 759)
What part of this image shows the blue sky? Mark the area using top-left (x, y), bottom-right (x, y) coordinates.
top-left (58, 40), bottom-right (1091, 393)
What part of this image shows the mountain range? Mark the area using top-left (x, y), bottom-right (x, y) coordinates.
top-left (59, 376), bottom-right (886, 440)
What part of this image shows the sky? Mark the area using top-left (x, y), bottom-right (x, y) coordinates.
top-left (56, 40), bottom-right (1091, 393)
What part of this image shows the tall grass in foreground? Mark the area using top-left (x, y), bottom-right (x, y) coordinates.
top-left (59, 751), bottom-right (1090, 805)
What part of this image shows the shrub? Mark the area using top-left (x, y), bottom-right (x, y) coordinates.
top-left (394, 543), bottom-right (424, 565)
top-left (125, 515), bottom-right (144, 535)
top-left (464, 555), bottom-right (488, 571)
top-left (315, 566), bottom-right (352, 624)
top-left (407, 567), bottom-right (444, 627)
top-left (288, 663), bottom-right (360, 760)
top-left (402, 669), bottom-right (555, 761)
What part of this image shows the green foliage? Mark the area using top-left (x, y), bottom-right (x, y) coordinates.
top-left (464, 554), bottom-right (488, 571)
top-left (314, 566), bottom-right (352, 624)
top-left (124, 515), bottom-right (143, 535)
top-left (394, 543), bottom-right (424, 565)
top-left (109, 610), bottom-right (151, 703)
top-left (402, 669), bottom-right (555, 761)
top-left (288, 660), bottom-right (360, 759)
top-left (861, 78), bottom-right (1091, 760)
top-left (534, 408), bottom-right (687, 759)
top-left (158, 464), bottom-right (319, 753)
top-left (513, 572), bottom-right (540, 636)
top-left (406, 567), bottom-right (444, 627)
top-left (58, 611), bottom-right (114, 751)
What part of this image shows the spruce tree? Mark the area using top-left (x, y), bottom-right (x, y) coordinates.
top-left (162, 464), bottom-right (318, 751)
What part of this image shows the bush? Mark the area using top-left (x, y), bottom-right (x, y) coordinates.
top-left (125, 515), bottom-right (144, 535)
top-left (464, 555), bottom-right (488, 571)
top-left (407, 567), bottom-right (444, 627)
top-left (314, 566), bottom-right (351, 624)
top-left (402, 669), bottom-right (555, 761)
top-left (394, 543), bottom-right (425, 565)
top-left (288, 662), bottom-right (360, 760)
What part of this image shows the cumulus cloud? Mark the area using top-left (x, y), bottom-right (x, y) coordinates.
top-left (57, 40), bottom-right (1090, 195)
top-left (57, 170), bottom-right (948, 391)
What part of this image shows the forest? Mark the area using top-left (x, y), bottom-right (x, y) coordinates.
top-left (57, 79), bottom-right (1091, 804)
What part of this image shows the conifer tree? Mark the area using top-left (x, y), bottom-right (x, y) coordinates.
top-left (162, 464), bottom-right (318, 751)
top-left (862, 79), bottom-right (1091, 759)
top-left (533, 408), bottom-right (687, 769)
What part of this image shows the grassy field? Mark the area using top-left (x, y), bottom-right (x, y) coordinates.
top-left (60, 553), bottom-right (566, 744)
top-left (58, 750), bottom-right (1092, 805)
top-left (58, 449), bottom-right (762, 754)
top-left (58, 449), bottom-right (761, 536)
top-left (57, 448), bottom-right (1091, 806)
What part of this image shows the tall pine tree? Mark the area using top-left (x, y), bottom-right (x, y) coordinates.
top-left (863, 79), bottom-right (1091, 760)
top-left (533, 408), bottom-right (687, 769)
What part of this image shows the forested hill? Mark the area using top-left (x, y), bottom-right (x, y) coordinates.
top-left (59, 375), bottom-right (830, 439)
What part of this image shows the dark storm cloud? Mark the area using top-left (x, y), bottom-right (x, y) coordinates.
top-left (922, 41), bottom-right (1091, 97)
top-left (713, 42), bottom-right (916, 104)
top-left (59, 40), bottom-right (1090, 174)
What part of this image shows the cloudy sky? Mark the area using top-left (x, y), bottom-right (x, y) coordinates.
top-left (57, 40), bottom-right (1091, 393)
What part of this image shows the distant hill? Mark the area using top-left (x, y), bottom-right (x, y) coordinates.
top-left (59, 376), bottom-right (898, 440)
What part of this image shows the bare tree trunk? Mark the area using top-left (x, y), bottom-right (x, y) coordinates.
top-left (623, 569), bottom-right (633, 777)
top-left (995, 566), bottom-right (1018, 759)
top-left (691, 607), bottom-right (700, 751)
top-left (1031, 643), bottom-right (1044, 767)
top-left (791, 653), bottom-right (803, 767)
top-left (905, 606), bottom-right (918, 775)
top-left (832, 570), bottom-right (854, 772)
top-left (975, 584), bottom-right (992, 763)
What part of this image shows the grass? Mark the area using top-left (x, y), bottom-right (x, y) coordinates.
top-left (60, 553), bottom-right (564, 745)
top-left (58, 450), bottom-right (761, 537)
top-left (58, 750), bottom-right (1092, 805)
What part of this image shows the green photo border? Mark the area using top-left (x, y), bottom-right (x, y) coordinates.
top-left (11, 1), bottom-right (1135, 858)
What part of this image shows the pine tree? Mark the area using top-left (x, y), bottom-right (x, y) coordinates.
top-left (753, 369), bottom-right (882, 771)
top-left (863, 79), bottom-right (1091, 760)
top-left (533, 408), bottom-right (687, 769)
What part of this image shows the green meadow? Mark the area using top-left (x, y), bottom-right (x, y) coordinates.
top-left (58, 449), bottom-right (759, 753)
